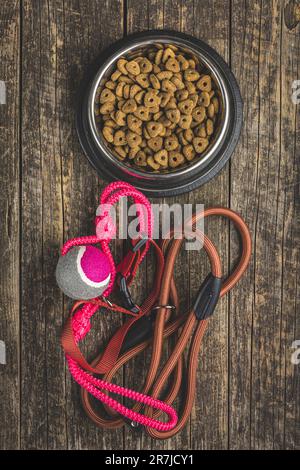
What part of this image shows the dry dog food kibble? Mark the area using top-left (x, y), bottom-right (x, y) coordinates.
top-left (97, 44), bottom-right (220, 171)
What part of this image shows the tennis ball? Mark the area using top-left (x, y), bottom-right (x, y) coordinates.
top-left (56, 245), bottom-right (111, 300)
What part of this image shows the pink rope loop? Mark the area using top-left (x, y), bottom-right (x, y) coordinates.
top-left (67, 356), bottom-right (178, 432)
top-left (61, 235), bottom-right (100, 256)
top-left (100, 181), bottom-right (153, 240)
top-left (72, 303), bottom-right (99, 342)
top-left (60, 183), bottom-right (153, 294)
top-left (68, 298), bottom-right (178, 432)
top-left (98, 182), bottom-right (153, 264)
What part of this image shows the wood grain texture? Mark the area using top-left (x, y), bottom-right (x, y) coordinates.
top-left (0, 0), bottom-right (20, 451)
top-left (0, 0), bottom-right (299, 450)
top-left (230, 0), bottom-right (300, 450)
top-left (229, 0), bottom-right (260, 449)
top-left (21, 0), bottom-right (123, 450)
top-left (280, 0), bottom-right (300, 449)
top-left (21, 0), bottom-right (66, 449)
top-left (187, 0), bottom-right (230, 450)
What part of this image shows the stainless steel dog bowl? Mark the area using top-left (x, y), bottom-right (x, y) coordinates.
top-left (77, 31), bottom-right (243, 196)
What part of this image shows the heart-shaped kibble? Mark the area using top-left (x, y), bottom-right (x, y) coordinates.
top-left (165, 58), bottom-right (180, 73)
top-left (144, 90), bottom-right (161, 107)
top-left (122, 99), bottom-right (137, 113)
top-left (126, 60), bottom-right (141, 76)
top-left (114, 110), bottom-right (126, 126)
top-left (126, 131), bottom-right (142, 148)
top-left (166, 108), bottom-right (181, 124)
top-left (162, 47), bottom-right (175, 63)
top-left (192, 106), bottom-right (206, 123)
top-left (139, 58), bottom-right (153, 73)
top-left (127, 114), bottom-right (142, 132)
top-left (149, 74), bottom-right (161, 90)
top-left (169, 151), bottom-right (185, 168)
top-left (178, 114), bottom-right (192, 129)
top-left (102, 126), bottom-right (114, 143)
top-left (198, 91), bottom-right (210, 107)
top-left (136, 73), bottom-right (150, 88)
top-left (146, 121), bottom-right (163, 138)
top-left (197, 75), bottom-right (212, 92)
top-left (194, 123), bottom-right (207, 138)
top-left (117, 58), bottom-right (128, 75)
top-left (99, 101), bottom-right (115, 114)
top-left (154, 149), bottom-right (168, 167)
top-left (183, 144), bottom-right (196, 161)
top-left (147, 156), bottom-right (160, 170)
top-left (193, 137), bottom-right (209, 153)
top-left (134, 150), bottom-right (147, 166)
top-left (184, 69), bottom-right (200, 82)
top-left (175, 89), bottom-right (188, 102)
top-left (178, 99), bottom-right (194, 115)
top-left (113, 130), bottom-right (127, 146)
top-left (100, 88), bottom-right (115, 104)
top-left (148, 136), bottom-right (163, 152)
top-left (164, 134), bottom-right (178, 151)
top-left (134, 106), bottom-right (149, 121)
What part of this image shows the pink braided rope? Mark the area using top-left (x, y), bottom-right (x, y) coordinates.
top-left (66, 296), bottom-right (178, 431)
top-left (67, 356), bottom-right (177, 431)
top-left (61, 181), bottom-right (153, 296)
top-left (61, 182), bottom-right (178, 432)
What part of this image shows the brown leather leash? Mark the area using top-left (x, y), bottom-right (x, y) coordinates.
top-left (62, 207), bottom-right (251, 439)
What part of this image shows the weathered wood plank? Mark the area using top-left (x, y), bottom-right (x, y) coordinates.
top-left (21, 0), bottom-right (66, 449)
top-left (277, 1), bottom-right (299, 450)
top-left (21, 0), bottom-right (124, 450)
top-left (229, 0), bottom-right (261, 449)
top-left (188, 0), bottom-right (230, 451)
top-left (0, 0), bottom-right (20, 451)
top-left (230, 0), bottom-right (300, 449)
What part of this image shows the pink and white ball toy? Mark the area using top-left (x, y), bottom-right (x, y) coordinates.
top-left (56, 245), bottom-right (111, 300)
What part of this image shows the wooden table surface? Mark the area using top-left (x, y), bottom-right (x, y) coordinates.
top-left (0, 0), bottom-right (299, 450)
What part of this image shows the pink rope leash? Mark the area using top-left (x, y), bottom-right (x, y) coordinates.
top-left (61, 182), bottom-right (178, 432)
top-left (67, 356), bottom-right (177, 431)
